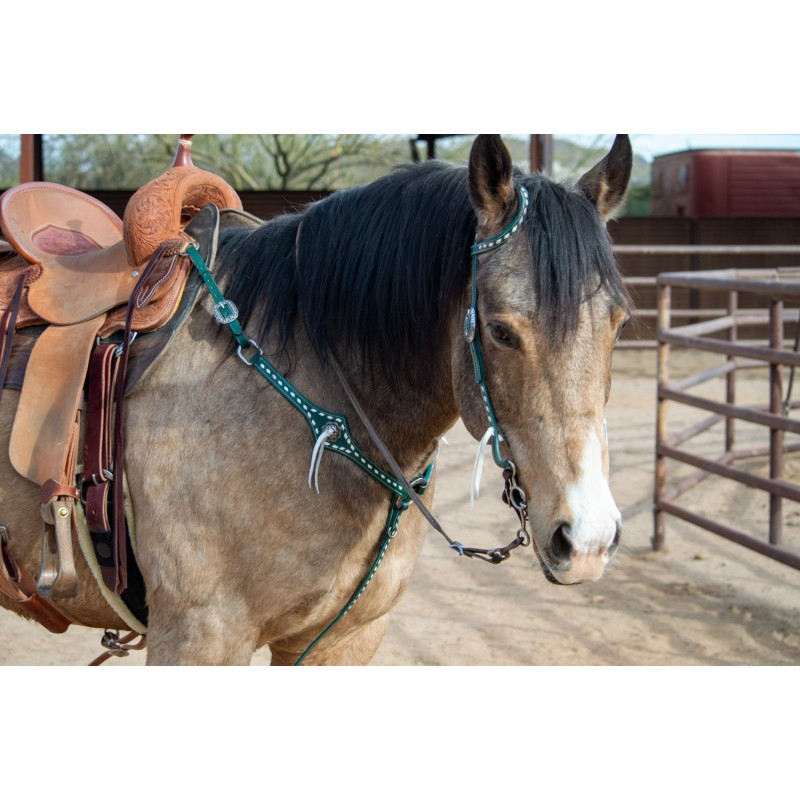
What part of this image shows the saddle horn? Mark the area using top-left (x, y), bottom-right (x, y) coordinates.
top-left (172, 134), bottom-right (194, 168)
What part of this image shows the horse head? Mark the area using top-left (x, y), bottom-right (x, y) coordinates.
top-left (453, 134), bottom-right (632, 585)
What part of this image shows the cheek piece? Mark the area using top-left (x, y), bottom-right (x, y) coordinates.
top-left (465, 187), bottom-right (531, 530)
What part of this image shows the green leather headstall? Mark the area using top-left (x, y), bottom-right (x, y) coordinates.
top-left (463, 185), bottom-right (530, 469)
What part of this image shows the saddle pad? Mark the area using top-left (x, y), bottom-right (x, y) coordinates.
top-left (74, 498), bottom-right (147, 633)
top-left (9, 316), bottom-right (105, 484)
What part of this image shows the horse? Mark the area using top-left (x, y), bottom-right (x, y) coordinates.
top-left (0, 134), bottom-right (632, 665)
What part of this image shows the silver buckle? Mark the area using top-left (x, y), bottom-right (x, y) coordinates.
top-left (114, 331), bottom-right (137, 358)
top-left (213, 299), bottom-right (239, 325)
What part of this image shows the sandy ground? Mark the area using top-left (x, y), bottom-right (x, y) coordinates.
top-left (1, 348), bottom-right (798, 667)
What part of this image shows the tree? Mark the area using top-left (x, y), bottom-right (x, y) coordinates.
top-left (0, 135), bottom-right (20, 187)
top-left (42, 134), bottom-right (175, 188)
top-left (1, 134), bottom-right (653, 215)
top-left (6, 134), bottom-right (410, 191)
top-left (190, 134), bottom-right (394, 191)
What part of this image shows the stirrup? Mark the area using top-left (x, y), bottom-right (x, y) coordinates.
top-left (37, 498), bottom-right (79, 598)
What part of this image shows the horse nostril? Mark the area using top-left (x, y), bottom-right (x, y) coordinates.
top-left (550, 524), bottom-right (574, 563)
top-left (609, 522), bottom-right (622, 555)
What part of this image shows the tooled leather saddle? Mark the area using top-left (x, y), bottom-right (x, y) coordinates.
top-left (0, 136), bottom-right (244, 631)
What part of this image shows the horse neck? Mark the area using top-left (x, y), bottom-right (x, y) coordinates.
top-left (278, 319), bottom-right (461, 477)
top-left (344, 347), bottom-right (459, 469)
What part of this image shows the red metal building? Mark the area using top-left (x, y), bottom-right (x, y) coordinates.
top-left (651, 149), bottom-right (800, 217)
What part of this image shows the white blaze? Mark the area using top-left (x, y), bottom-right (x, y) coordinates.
top-left (566, 427), bottom-right (620, 554)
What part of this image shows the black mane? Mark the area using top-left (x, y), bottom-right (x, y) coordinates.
top-left (215, 160), bottom-right (629, 385)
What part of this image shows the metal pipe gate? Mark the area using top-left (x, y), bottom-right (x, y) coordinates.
top-left (654, 267), bottom-right (800, 570)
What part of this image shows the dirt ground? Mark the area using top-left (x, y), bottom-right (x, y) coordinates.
top-left (1, 348), bottom-right (798, 666)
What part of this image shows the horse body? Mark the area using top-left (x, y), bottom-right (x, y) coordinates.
top-left (124, 302), bottom-right (446, 664)
top-left (0, 135), bottom-right (632, 664)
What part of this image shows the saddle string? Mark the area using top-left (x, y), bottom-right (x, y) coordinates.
top-left (471, 426), bottom-right (495, 507)
top-left (308, 423), bottom-right (339, 494)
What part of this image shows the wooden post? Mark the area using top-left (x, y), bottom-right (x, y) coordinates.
top-left (769, 298), bottom-right (784, 545)
top-left (529, 134), bottom-right (553, 175)
top-left (725, 288), bottom-right (738, 454)
top-left (19, 134), bottom-right (44, 183)
top-left (653, 280), bottom-right (672, 551)
top-left (426, 137), bottom-right (436, 160)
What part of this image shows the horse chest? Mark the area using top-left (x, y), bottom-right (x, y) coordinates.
top-left (258, 500), bottom-right (429, 647)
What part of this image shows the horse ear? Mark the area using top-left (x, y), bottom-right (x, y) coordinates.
top-left (576, 134), bottom-right (633, 220)
top-left (468, 134), bottom-right (516, 236)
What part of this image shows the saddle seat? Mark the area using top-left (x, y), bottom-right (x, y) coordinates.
top-left (0, 155), bottom-right (243, 603)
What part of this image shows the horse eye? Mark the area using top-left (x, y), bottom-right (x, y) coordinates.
top-left (488, 322), bottom-right (517, 348)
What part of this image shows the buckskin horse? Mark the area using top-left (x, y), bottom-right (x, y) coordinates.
top-left (0, 134), bottom-right (632, 665)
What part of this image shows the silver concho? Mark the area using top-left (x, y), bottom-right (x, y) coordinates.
top-left (213, 299), bottom-right (239, 325)
top-left (464, 307), bottom-right (477, 343)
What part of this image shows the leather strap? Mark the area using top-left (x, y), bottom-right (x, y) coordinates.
top-left (82, 342), bottom-right (122, 589)
top-left (0, 528), bottom-right (73, 633)
top-left (40, 478), bottom-right (81, 506)
top-left (329, 356), bottom-right (528, 563)
top-left (88, 630), bottom-right (147, 666)
top-left (83, 343), bottom-right (119, 534)
top-left (0, 271), bottom-right (26, 397)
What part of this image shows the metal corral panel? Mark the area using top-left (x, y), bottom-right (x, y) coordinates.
top-left (652, 150), bottom-right (800, 217)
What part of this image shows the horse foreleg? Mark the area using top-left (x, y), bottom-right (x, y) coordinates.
top-left (144, 593), bottom-right (260, 665)
top-left (270, 615), bottom-right (391, 667)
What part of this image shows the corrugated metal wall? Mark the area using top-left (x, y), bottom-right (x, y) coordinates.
top-left (652, 151), bottom-right (800, 217)
top-left (728, 155), bottom-right (800, 216)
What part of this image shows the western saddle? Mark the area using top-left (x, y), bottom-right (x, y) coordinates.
top-left (0, 135), bottom-right (243, 632)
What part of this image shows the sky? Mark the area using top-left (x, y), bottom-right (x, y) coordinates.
top-left (558, 134), bottom-right (800, 161)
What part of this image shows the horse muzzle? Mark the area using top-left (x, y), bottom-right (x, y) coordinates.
top-left (536, 520), bottom-right (621, 585)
